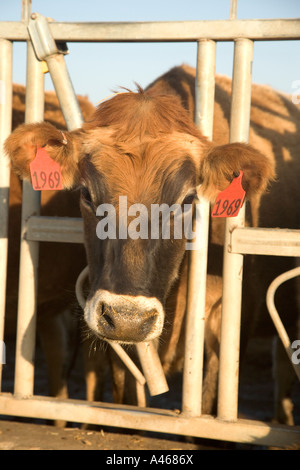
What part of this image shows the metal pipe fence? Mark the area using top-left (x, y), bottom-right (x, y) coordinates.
top-left (0, 1), bottom-right (300, 447)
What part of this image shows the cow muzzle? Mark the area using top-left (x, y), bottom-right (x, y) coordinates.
top-left (84, 290), bottom-right (164, 344)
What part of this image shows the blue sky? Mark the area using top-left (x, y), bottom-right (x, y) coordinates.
top-left (2, 0), bottom-right (300, 105)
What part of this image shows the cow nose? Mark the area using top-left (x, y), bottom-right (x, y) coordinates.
top-left (97, 302), bottom-right (158, 343)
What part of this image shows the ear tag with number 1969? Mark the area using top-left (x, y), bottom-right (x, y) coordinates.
top-left (211, 170), bottom-right (245, 218)
top-left (30, 146), bottom-right (63, 191)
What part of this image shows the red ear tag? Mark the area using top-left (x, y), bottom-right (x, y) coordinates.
top-left (211, 170), bottom-right (245, 218)
top-left (30, 147), bottom-right (63, 191)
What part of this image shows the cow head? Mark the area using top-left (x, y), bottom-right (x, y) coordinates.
top-left (5, 90), bottom-right (274, 344)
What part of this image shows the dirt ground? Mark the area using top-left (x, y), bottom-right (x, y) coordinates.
top-left (0, 419), bottom-right (215, 451)
top-left (1, 335), bottom-right (299, 450)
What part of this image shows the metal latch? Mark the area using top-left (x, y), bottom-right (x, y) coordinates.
top-left (28, 13), bottom-right (68, 61)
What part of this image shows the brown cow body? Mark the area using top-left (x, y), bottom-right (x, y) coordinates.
top-left (5, 67), bottom-right (300, 425)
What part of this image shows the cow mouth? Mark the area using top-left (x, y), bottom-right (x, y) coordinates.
top-left (84, 290), bottom-right (165, 344)
top-left (75, 266), bottom-right (165, 344)
top-left (75, 266), bottom-right (169, 396)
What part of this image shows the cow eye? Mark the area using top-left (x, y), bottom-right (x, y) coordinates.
top-left (182, 192), bottom-right (197, 208)
top-left (81, 186), bottom-right (93, 207)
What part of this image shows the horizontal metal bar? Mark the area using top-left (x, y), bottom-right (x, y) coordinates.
top-left (0, 393), bottom-right (299, 447)
top-left (230, 227), bottom-right (300, 257)
top-left (0, 19), bottom-right (299, 42)
top-left (27, 219), bottom-right (300, 258)
top-left (26, 216), bottom-right (83, 243)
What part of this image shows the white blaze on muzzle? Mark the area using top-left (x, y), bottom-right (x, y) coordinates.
top-left (84, 289), bottom-right (164, 344)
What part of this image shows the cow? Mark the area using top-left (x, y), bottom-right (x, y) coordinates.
top-left (5, 65), bottom-right (300, 425)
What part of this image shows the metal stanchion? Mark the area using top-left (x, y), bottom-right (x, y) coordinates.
top-left (182, 39), bottom-right (216, 416)
top-left (14, 5), bottom-right (45, 396)
top-left (217, 38), bottom-right (254, 421)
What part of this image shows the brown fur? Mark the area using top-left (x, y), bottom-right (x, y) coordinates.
top-left (5, 66), bottom-right (299, 425)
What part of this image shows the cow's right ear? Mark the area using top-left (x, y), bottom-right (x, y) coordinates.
top-left (4, 122), bottom-right (85, 189)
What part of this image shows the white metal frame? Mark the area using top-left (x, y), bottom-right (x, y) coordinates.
top-left (0, 1), bottom-right (300, 447)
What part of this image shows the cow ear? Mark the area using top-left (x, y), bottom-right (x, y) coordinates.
top-left (4, 122), bottom-right (84, 189)
top-left (198, 142), bottom-right (275, 201)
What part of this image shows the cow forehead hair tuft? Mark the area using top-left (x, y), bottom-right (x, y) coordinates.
top-left (83, 90), bottom-right (206, 143)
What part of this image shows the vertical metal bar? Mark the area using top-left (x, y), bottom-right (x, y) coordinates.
top-left (21, 0), bottom-right (32, 20)
top-left (45, 54), bottom-right (83, 130)
top-left (0, 39), bottom-right (13, 390)
top-left (229, 39), bottom-right (253, 142)
top-left (14, 4), bottom-right (45, 397)
top-left (229, 0), bottom-right (238, 20)
top-left (182, 39), bottom-right (216, 416)
top-left (194, 40), bottom-right (216, 134)
top-left (217, 38), bottom-right (253, 421)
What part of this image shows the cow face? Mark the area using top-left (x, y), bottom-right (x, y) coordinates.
top-left (5, 90), bottom-right (274, 344)
top-left (79, 131), bottom-right (199, 343)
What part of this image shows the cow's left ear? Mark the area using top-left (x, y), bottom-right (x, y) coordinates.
top-left (198, 142), bottom-right (275, 201)
top-left (4, 122), bottom-right (85, 189)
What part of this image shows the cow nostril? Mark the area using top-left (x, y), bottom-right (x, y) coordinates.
top-left (102, 313), bottom-right (115, 329)
top-left (98, 303), bottom-right (115, 331)
top-left (96, 301), bottom-right (160, 341)
top-left (142, 315), bottom-right (156, 335)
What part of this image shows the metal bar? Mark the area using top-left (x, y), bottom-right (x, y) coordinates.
top-left (28, 13), bottom-right (83, 131)
top-left (194, 40), bottom-right (216, 134)
top-left (0, 393), bottom-right (299, 447)
top-left (0, 39), bottom-right (12, 390)
top-left (25, 218), bottom-right (300, 256)
top-left (229, 40), bottom-right (253, 142)
top-left (229, 0), bottom-right (238, 20)
top-left (217, 38), bottom-right (254, 421)
top-left (182, 39), bottom-right (215, 416)
top-left (230, 227), bottom-right (300, 257)
top-left (14, 18), bottom-right (45, 396)
top-left (44, 54), bottom-right (83, 130)
top-left (0, 19), bottom-right (300, 42)
top-left (21, 0), bottom-right (31, 22)
top-left (266, 266), bottom-right (300, 381)
top-left (26, 216), bottom-right (84, 243)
